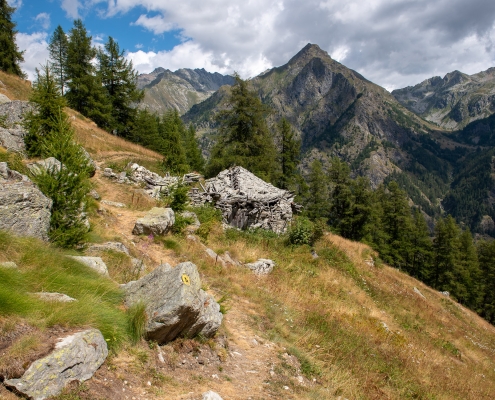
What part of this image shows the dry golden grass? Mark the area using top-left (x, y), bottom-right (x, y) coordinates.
top-left (0, 71), bottom-right (32, 101)
top-left (66, 109), bottom-right (163, 162)
top-left (175, 226), bottom-right (495, 399)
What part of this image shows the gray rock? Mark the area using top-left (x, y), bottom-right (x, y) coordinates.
top-left (0, 261), bottom-right (18, 269)
top-left (89, 189), bottom-right (100, 200)
top-left (86, 241), bottom-right (130, 255)
top-left (181, 211), bottom-right (200, 232)
top-left (205, 248), bottom-right (226, 267)
top-left (100, 199), bottom-right (126, 208)
top-left (0, 162), bottom-right (52, 241)
top-left (0, 127), bottom-right (26, 152)
top-left (221, 251), bottom-right (239, 266)
top-left (27, 157), bottom-right (63, 175)
top-left (132, 207), bottom-right (175, 236)
top-left (33, 292), bottom-right (77, 302)
top-left (0, 93), bottom-right (11, 104)
top-left (67, 256), bottom-right (109, 276)
top-left (4, 329), bottom-right (108, 400)
top-left (0, 100), bottom-right (34, 127)
top-left (244, 258), bottom-right (275, 275)
top-left (203, 391), bottom-right (224, 400)
top-left (122, 262), bottom-right (223, 344)
top-left (80, 147), bottom-right (96, 177)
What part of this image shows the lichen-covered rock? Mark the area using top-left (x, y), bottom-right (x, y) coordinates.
top-left (132, 207), bottom-right (175, 236)
top-left (244, 259), bottom-right (275, 275)
top-left (4, 329), bottom-right (108, 400)
top-left (0, 93), bottom-right (11, 104)
top-left (27, 157), bottom-right (63, 175)
top-left (67, 256), bottom-right (109, 276)
top-left (122, 262), bottom-right (223, 344)
top-left (0, 162), bottom-right (52, 241)
top-left (0, 127), bottom-right (25, 152)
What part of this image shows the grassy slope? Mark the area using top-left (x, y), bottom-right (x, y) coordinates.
top-left (1, 72), bottom-right (495, 399)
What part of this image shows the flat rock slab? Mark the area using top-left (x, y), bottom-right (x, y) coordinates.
top-left (122, 262), bottom-right (222, 344)
top-left (68, 256), bottom-right (109, 276)
top-left (4, 329), bottom-right (108, 400)
top-left (100, 199), bottom-right (126, 208)
top-left (244, 259), bottom-right (275, 275)
top-left (33, 292), bottom-right (77, 302)
top-left (86, 241), bottom-right (130, 255)
top-left (132, 207), bottom-right (175, 236)
top-left (0, 162), bottom-right (52, 241)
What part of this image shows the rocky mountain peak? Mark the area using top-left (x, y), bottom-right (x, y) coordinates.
top-left (287, 43), bottom-right (333, 67)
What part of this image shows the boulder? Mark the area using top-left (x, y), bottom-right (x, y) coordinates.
top-left (4, 329), bottom-right (108, 400)
top-left (132, 207), bottom-right (175, 236)
top-left (80, 147), bottom-right (96, 177)
top-left (0, 127), bottom-right (25, 152)
top-left (100, 199), bottom-right (126, 208)
top-left (244, 259), bottom-right (275, 275)
top-left (0, 100), bottom-right (34, 127)
top-left (122, 262), bottom-right (223, 344)
top-left (0, 93), bottom-right (11, 104)
top-left (0, 162), bottom-right (52, 241)
top-left (67, 256), bottom-right (109, 276)
top-left (27, 157), bottom-right (63, 175)
top-left (203, 391), bottom-right (224, 400)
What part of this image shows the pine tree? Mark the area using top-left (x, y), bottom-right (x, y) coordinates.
top-left (23, 64), bottom-right (66, 157)
top-left (184, 124), bottom-right (205, 173)
top-left (66, 19), bottom-right (111, 128)
top-left (305, 160), bottom-right (330, 221)
top-left (0, 0), bottom-right (25, 77)
top-left (432, 215), bottom-right (460, 289)
top-left (159, 110), bottom-right (188, 174)
top-left (478, 240), bottom-right (495, 323)
top-left (32, 112), bottom-right (91, 247)
top-left (97, 36), bottom-right (143, 135)
top-left (206, 74), bottom-right (277, 182)
top-left (380, 181), bottom-right (413, 268)
top-left (48, 25), bottom-right (69, 95)
top-left (277, 118), bottom-right (300, 190)
top-left (409, 208), bottom-right (433, 280)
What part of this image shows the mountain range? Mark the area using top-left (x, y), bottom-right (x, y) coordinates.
top-left (137, 67), bottom-right (234, 115)
top-left (138, 44), bottom-right (495, 235)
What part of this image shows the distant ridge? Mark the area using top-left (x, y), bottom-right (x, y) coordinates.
top-left (137, 68), bottom-right (234, 115)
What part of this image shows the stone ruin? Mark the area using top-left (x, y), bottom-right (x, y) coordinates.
top-left (103, 162), bottom-right (201, 199)
top-left (189, 166), bottom-right (302, 234)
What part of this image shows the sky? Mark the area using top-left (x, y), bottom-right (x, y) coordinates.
top-left (9, 0), bottom-right (495, 91)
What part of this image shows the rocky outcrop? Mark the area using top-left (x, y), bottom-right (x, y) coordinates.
top-left (190, 166), bottom-right (300, 233)
top-left (86, 241), bottom-right (130, 255)
top-left (122, 262), bottom-right (223, 344)
top-left (4, 329), bottom-right (108, 400)
top-left (132, 207), bottom-right (175, 236)
top-left (0, 100), bottom-right (34, 153)
top-left (0, 162), bottom-right (52, 241)
top-left (245, 259), bottom-right (275, 275)
top-left (67, 256), bottom-right (109, 276)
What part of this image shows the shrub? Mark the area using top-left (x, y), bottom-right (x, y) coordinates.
top-left (287, 217), bottom-right (325, 246)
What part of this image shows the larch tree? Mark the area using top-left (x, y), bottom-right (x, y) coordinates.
top-left (277, 118), bottom-right (300, 190)
top-left (48, 25), bottom-right (69, 95)
top-left (0, 0), bottom-right (25, 77)
top-left (97, 36), bottom-right (143, 135)
top-left (66, 19), bottom-right (110, 128)
top-left (206, 73), bottom-right (277, 182)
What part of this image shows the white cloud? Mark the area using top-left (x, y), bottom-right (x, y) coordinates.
top-left (7, 0), bottom-right (23, 9)
top-left (34, 12), bottom-right (51, 30)
top-left (36, 0), bottom-right (494, 89)
top-left (60, 0), bottom-right (82, 19)
top-left (17, 32), bottom-right (50, 81)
